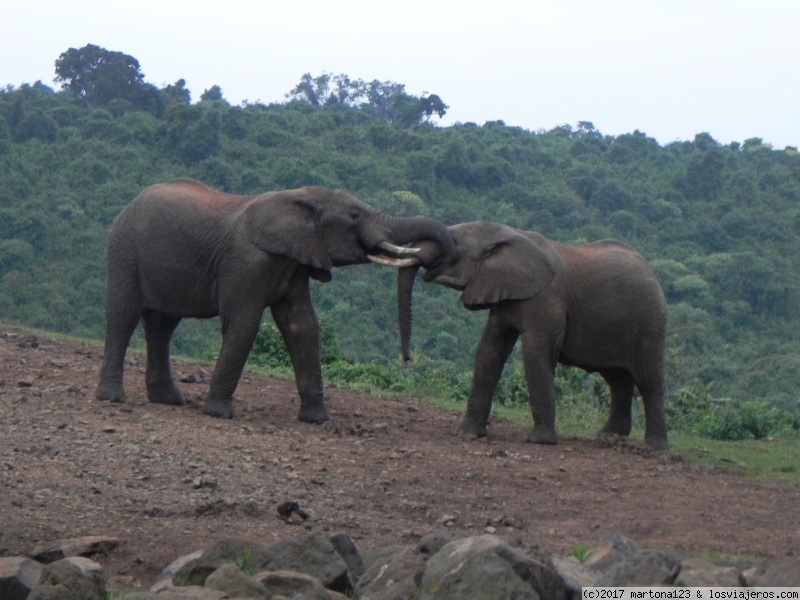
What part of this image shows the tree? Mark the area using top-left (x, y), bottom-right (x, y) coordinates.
top-left (162, 79), bottom-right (191, 105)
top-left (54, 44), bottom-right (145, 108)
top-left (200, 85), bottom-right (225, 102)
top-left (285, 73), bottom-right (447, 126)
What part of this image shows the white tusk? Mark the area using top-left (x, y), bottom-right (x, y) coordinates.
top-left (377, 241), bottom-right (421, 256)
top-left (368, 254), bottom-right (420, 268)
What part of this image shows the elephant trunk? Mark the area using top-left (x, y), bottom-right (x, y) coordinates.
top-left (376, 214), bottom-right (457, 264)
top-left (397, 265), bottom-right (421, 362)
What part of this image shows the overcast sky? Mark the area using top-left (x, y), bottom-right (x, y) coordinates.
top-left (2, 1), bottom-right (798, 148)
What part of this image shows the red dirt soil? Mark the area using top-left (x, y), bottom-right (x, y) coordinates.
top-left (1, 328), bottom-right (797, 592)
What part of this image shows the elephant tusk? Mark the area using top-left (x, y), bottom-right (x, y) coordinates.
top-left (367, 255), bottom-right (421, 268)
top-left (377, 241), bottom-right (421, 256)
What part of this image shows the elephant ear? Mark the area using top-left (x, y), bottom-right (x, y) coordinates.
top-left (244, 191), bottom-right (333, 271)
top-left (461, 233), bottom-right (555, 310)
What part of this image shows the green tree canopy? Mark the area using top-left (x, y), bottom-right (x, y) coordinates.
top-left (55, 44), bottom-right (145, 108)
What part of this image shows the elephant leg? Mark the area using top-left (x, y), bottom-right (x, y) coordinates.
top-left (270, 280), bottom-right (330, 424)
top-left (95, 283), bottom-right (142, 403)
top-left (202, 309), bottom-right (263, 419)
top-left (142, 311), bottom-right (185, 406)
top-left (638, 370), bottom-right (669, 451)
top-left (457, 314), bottom-right (518, 438)
top-left (520, 334), bottom-right (559, 445)
top-left (597, 368), bottom-right (635, 437)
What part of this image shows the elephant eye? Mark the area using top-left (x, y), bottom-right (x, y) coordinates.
top-left (348, 210), bottom-right (361, 223)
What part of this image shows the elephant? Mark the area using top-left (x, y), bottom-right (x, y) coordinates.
top-left (397, 221), bottom-right (669, 450)
top-left (95, 178), bottom-right (456, 423)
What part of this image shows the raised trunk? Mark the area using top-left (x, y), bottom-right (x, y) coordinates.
top-left (380, 214), bottom-right (456, 262)
top-left (397, 265), bottom-right (421, 362)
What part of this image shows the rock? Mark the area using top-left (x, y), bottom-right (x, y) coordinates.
top-left (151, 587), bottom-right (228, 599)
top-left (12, 529), bottom-right (796, 598)
top-left (153, 550), bottom-right (205, 587)
top-left (32, 535), bottom-right (119, 562)
top-left (259, 531), bottom-right (351, 593)
top-left (674, 556), bottom-right (743, 586)
top-left (598, 550), bottom-right (681, 586)
top-left (583, 534), bottom-right (639, 571)
top-left (173, 539), bottom-right (272, 586)
top-left (752, 557), bottom-right (800, 586)
top-left (27, 558), bottom-right (106, 600)
top-left (548, 555), bottom-right (602, 600)
top-left (62, 556), bottom-right (105, 582)
top-left (256, 569), bottom-right (343, 599)
top-left (329, 531), bottom-right (365, 582)
top-left (356, 547), bottom-right (428, 600)
top-left (417, 528), bottom-right (471, 556)
top-left (419, 534), bottom-right (567, 600)
top-left (421, 551), bottom-right (540, 600)
top-left (205, 563), bottom-right (269, 598)
top-left (0, 556), bottom-right (43, 600)
top-left (174, 532), bottom-right (349, 593)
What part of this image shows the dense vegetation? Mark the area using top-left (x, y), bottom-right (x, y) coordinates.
top-left (2, 45), bottom-right (799, 440)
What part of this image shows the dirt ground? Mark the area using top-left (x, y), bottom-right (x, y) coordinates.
top-left (1, 328), bottom-right (798, 591)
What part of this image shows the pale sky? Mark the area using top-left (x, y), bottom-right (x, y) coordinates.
top-left (2, 0), bottom-right (798, 148)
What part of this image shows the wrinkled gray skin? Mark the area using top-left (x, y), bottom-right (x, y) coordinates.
top-left (96, 178), bottom-right (456, 423)
top-left (398, 221), bottom-right (668, 450)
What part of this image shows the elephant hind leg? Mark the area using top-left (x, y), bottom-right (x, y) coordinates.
top-left (598, 368), bottom-right (635, 437)
top-left (96, 285), bottom-right (142, 403)
top-left (638, 379), bottom-right (669, 451)
top-left (142, 311), bottom-right (185, 406)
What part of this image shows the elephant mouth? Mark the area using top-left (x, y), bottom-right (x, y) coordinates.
top-left (367, 242), bottom-right (421, 268)
top-left (426, 273), bottom-right (466, 290)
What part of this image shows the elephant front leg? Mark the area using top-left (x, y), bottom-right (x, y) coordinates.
top-left (521, 335), bottom-right (559, 445)
top-left (457, 317), bottom-right (518, 438)
top-left (271, 284), bottom-right (331, 424)
top-left (203, 312), bottom-right (262, 419)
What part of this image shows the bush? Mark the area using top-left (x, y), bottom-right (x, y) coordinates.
top-left (691, 406), bottom-right (749, 441)
top-left (249, 317), bottom-right (346, 370)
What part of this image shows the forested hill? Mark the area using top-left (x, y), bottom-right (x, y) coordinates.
top-left (1, 45), bottom-right (799, 414)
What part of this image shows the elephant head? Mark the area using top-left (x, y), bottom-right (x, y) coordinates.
top-left (397, 221), bottom-right (556, 360)
top-left (242, 185), bottom-right (457, 277)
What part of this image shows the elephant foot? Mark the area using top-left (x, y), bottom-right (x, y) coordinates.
top-left (645, 434), bottom-right (669, 451)
top-left (525, 426), bottom-right (558, 445)
top-left (201, 397), bottom-right (236, 419)
top-left (298, 402), bottom-right (331, 424)
top-left (95, 382), bottom-right (126, 403)
top-left (455, 418), bottom-right (487, 439)
top-left (147, 383), bottom-right (186, 406)
top-left (598, 420), bottom-right (632, 438)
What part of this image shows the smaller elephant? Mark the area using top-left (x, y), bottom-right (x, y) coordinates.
top-left (398, 221), bottom-right (669, 450)
top-left (95, 178), bottom-right (455, 423)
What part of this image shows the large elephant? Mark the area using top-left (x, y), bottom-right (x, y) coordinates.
top-left (95, 178), bottom-right (456, 423)
top-left (397, 221), bottom-right (669, 450)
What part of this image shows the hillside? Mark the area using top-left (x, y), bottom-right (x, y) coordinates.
top-left (1, 45), bottom-right (799, 426)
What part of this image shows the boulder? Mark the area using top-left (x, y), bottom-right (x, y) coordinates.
top-left (356, 547), bottom-right (428, 600)
top-left (174, 532), bottom-right (350, 592)
top-left (0, 556), bottom-right (43, 600)
top-left (674, 556), bottom-right (743, 586)
top-left (32, 535), bottom-right (119, 562)
top-left (256, 569), bottom-right (348, 599)
top-left (26, 558), bottom-right (106, 600)
top-left (419, 534), bottom-right (567, 600)
top-left (204, 562), bottom-right (269, 598)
